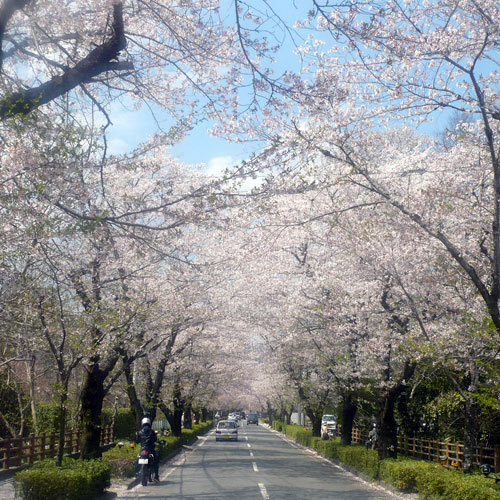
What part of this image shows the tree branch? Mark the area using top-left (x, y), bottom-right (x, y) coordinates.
top-left (0, 0), bottom-right (32, 71)
top-left (0, 2), bottom-right (132, 120)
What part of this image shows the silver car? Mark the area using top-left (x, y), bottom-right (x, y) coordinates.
top-left (215, 420), bottom-right (238, 441)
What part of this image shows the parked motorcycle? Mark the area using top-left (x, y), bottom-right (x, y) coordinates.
top-left (137, 447), bottom-right (155, 486)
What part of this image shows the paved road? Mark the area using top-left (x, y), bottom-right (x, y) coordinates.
top-left (116, 423), bottom-right (404, 500)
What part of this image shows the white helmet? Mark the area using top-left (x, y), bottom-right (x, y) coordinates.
top-left (141, 417), bottom-right (152, 426)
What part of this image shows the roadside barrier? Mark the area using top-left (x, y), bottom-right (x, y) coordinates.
top-left (0, 426), bottom-right (114, 470)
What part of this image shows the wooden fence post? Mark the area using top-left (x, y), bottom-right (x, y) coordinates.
top-left (49, 433), bottom-right (56, 459)
top-left (28, 434), bottom-right (35, 464)
top-left (495, 445), bottom-right (500, 473)
top-left (76, 428), bottom-right (81, 454)
top-left (4, 439), bottom-right (10, 470)
top-left (40, 433), bottom-right (46, 461)
top-left (72, 429), bottom-right (78, 453)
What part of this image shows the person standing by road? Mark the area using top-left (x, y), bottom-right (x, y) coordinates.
top-left (367, 423), bottom-right (378, 449)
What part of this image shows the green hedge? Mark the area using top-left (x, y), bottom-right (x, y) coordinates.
top-left (14, 458), bottom-right (110, 500)
top-left (272, 420), bottom-right (283, 432)
top-left (335, 444), bottom-right (379, 480)
top-left (379, 458), bottom-right (431, 491)
top-left (274, 421), bottom-right (500, 500)
top-left (380, 459), bottom-right (500, 500)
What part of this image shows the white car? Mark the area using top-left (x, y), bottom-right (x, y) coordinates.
top-left (321, 414), bottom-right (337, 439)
top-left (215, 420), bottom-right (239, 441)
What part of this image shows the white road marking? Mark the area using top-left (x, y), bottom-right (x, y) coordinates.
top-left (249, 451), bottom-right (254, 457)
top-left (245, 436), bottom-right (249, 441)
top-left (258, 483), bottom-right (270, 500)
top-left (253, 462), bottom-right (259, 472)
top-left (247, 443), bottom-right (251, 448)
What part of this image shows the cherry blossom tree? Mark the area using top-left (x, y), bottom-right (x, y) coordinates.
top-left (0, 0), bottom-right (245, 130)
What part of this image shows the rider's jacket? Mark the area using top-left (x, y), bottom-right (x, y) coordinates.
top-left (136, 424), bottom-right (157, 451)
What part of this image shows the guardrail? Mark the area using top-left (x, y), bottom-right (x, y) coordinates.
top-left (0, 426), bottom-right (114, 470)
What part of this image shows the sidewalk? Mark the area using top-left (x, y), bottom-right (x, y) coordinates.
top-left (0, 478), bottom-right (15, 500)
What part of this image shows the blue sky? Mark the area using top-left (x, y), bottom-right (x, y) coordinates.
top-left (104, 0), bottom-right (308, 175)
top-left (103, 1), bottom-right (466, 177)
top-left (105, 103), bottom-right (259, 171)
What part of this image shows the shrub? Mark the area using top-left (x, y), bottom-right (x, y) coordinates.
top-left (336, 444), bottom-right (379, 480)
top-left (379, 458), bottom-right (431, 491)
top-left (282, 424), bottom-right (313, 446)
top-left (34, 403), bottom-right (81, 436)
top-left (14, 458), bottom-right (110, 500)
top-left (272, 420), bottom-right (283, 431)
top-left (114, 409), bottom-right (136, 440)
top-left (312, 439), bottom-right (340, 460)
top-left (102, 443), bottom-right (139, 478)
top-left (102, 420), bottom-right (214, 477)
top-left (380, 459), bottom-right (500, 500)
top-left (415, 466), bottom-right (500, 500)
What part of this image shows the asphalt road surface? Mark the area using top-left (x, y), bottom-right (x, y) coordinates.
top-left (116, 422), bottom-right (405, 500)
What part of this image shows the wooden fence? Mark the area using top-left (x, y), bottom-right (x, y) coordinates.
top-left (0, 426), bottom-right (114, 471)
top-left (351, 427), bottom-right (500, 472)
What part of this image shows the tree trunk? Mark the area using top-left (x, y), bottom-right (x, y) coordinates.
top-left (79, 365), bottom-right (106, 459)
top-left (27, 356), bottom-right (38, 436)
top-left (463, 395), bottom-right (476, 472)
top-left (340, 394), bottom-right (357, 445)
top-left (377, 387), bottom-right (401, 460)
top-left (184, 404), bottom-right (192, 429)
top-left (463, 360), bottom-right (479, 472)
top-left (306, 409), bottom-right (322, 437)
top-left (266, 401), bottom-right (274, 427)
top-left (170, 384), bottom-right (184, 437)
top-left (172, 409), bottom-right (183, 436)
top-left (201, 408), bottom-right (208, 422)
top-left (159, 402), bottom-right (175, 432)
top-left (123, 364), bottom-right (144, 429)
top-left (56, 391), bottom-right (67, 466)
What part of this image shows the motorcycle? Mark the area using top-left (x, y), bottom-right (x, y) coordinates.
top-left (137, 447), bottom-right (155, 486)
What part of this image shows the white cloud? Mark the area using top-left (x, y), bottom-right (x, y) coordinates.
top-left (107, 138), bottom-right (131, 155)
top-left (206, 155), bottom-right (235, 177)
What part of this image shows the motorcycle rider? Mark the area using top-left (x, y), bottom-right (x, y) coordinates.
top-left (135, 416), bottom-right (160, 482)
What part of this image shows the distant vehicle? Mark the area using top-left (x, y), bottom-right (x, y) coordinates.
top-left (321, 415), bottom-right (337, 440)
top-left (247, 413), bottom-right (258, 425)
top-left (215, 420), bottom-right (238, 441)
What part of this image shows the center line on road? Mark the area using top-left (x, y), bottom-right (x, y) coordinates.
top-left (247, 443), bottom-right (251, 448)
top-left (249, 451), bottom-right (254, 457)
top-left (258, 483), bottom-right (270, 500)
top-left (252, 462), bottom-right (259, 472)
top-left (245, 436), bottom-right (249, 441)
